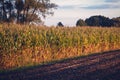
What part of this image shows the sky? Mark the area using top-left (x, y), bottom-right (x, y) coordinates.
top-left (44, 0), bottom-right (120, 26)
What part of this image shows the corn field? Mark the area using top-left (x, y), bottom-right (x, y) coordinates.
top-left (0, 23), bottom-right (120, 69)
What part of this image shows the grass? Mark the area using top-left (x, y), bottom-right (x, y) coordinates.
top-left (0, 23), bottom-right (120, 70)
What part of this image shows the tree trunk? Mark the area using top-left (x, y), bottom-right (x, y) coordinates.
top-left (26, 5), bottom-right (29, 22)
top-left (2, 0), bottom-right (7, 21)
top-left (8, 0), bottom-right (12, 22)
top-left (17, 10), bottom-right (20, 23)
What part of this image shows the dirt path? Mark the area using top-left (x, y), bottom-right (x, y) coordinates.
top-left (0, 50), bottom-right (120, 80)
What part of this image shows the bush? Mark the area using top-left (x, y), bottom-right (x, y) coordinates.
top-left (76, 19), bottom-right (87, 26)
top-left (57, 22), bottom-right (64, 27)
top-left (85, 15), bottom-right (113, 27)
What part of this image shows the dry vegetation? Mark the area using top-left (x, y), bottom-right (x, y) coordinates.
top-left (0, 23), bottom-right (120, 70)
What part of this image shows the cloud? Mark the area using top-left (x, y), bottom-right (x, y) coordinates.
top-left (58, 3), bottom-right (120, 10)
top-left (105, 0), bottom-right (120, 3)
top-left (45, 8), bottom-right (120, 26)
top-left (51, 0), bottom-right (104, 7)
top-left (81, 4), bottom-right (120, 9)
top-left (59, 5), bottom-right (75, 9)
top-left (52, 0), bottom-right (120, 10)
top-left (44, 0), bottom-right (120, 26)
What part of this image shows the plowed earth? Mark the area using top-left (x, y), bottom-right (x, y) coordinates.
top-left (0, 50), bottom-right (120, 80)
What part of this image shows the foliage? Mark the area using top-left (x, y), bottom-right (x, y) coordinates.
top-left (76, 19), bottom-right (87, 26)
top-left (112, 17), bottom-right (120, 27)
top-left (57, 22), bottom-right (64, 27)
top-left (76, 15), bottom-right (120, 27)
top-left (0, 0), bottom-right (57, 23)
top-left (85, 15), bottom-right (113, 27)
top-left (0, 24), bottom-right (120, 69)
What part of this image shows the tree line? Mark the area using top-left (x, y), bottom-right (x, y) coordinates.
top-left (0, 1), bottom-right (119, 27)
top-left (0, 0), bottom-right (57, 24)
top-left (76, 15), bottom-right (120, 27)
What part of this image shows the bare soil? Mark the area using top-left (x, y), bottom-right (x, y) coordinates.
top-left (0, 50), bottom-right (120, 80)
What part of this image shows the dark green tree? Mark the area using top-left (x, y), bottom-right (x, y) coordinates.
top-left (0, 0), bottom-right (57, 24)
top-left (85, 15), bottom-right (113, 27)
top-left (112, 17), bottom-right (120, 27)
top-left (76, 19), bottom-right (87, 26)
top-left (0, 0), bottom-right (13, 22)
top-left (57, 22), bottom-right (64, 27)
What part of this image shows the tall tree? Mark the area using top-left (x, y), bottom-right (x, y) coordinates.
top-left (0, 0), bottom-right (57, 24)
top-left (15, 0), bottom-right (24, 23)
top-left (0, 0), bottom-right (14, 22)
